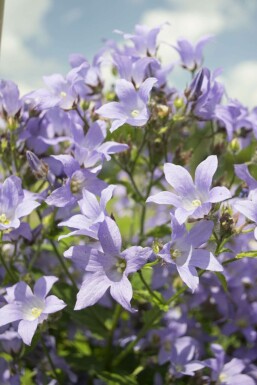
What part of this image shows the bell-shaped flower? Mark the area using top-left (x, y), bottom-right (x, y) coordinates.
top-left (45, 154), bottom-right (106, 208)
top-left (205, 344), bottom-right (255, 385)
top-left (0, 276), bottom-right (66, 345)
top-left (147, 155), bottom-right (231, 224)
top-left (96, 77), bottom-right (157, 132)
top-left (58, 184), bottom-right (116, 240)
top-left (65, 217), bottom-right (152, 312)
top-left (0, 176), bottom-right (40, 231)
top-left (159, 215), bottom-right (223, 292)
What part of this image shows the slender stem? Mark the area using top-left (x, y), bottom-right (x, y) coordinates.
top-left (49, 239), bottom-right (77, 290)
top-left (104, 304), bottom-right (122, 370)
top-left (222, 257), bottom-right (238, 266)
top-left (41, 335), bottom-right (61, 384)
top-left (0, 252), bottom-right (17, 282)
top-left (138, 270), bottom-right (164, 305)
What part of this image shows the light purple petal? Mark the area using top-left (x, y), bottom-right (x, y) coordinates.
top-left (78, 190), bottom-right (101, 219)
top-left (15, 199), bottom-right (40, 219)
top-left (115, 79), bottom-right (137, 107)
top-left (100, 185), bottom-right (116, 211)
top-left (43, 295), bottom-right (66, 314)
top-left (187, 220), bottom-right (214, 247)
top-left (190, 249), bottom-right (223, 271)
top-left (164, 163), bottom-right (195, 197)
top-left (110, 119), bottom-right (127, 133)
top-left (226, 375), bottom-right (255, 385)
top-left (234, 164), bottom-right (257, 190)
top-left (96, 102), bottom-right (127, 120)
top-left (223, 358), bottom-right (245, 376)
top-left (234, 200), bottom-right (257, 223)
top-left (209, 186), bottom-right (231, 203)
top-left (98, 217), bottom-right (122, 256)
top-left (18, 319), bottom-right (38, 345)
top-left (175, 207), bottom-right (194, 225)
top-left (59, 214), bottom-right (93, 230)
top-left (110, 275), bottom-right (136, 312)
top-left (84, 120), bottom-right (106, 149)
top-left (0, 304), bottom-right (23, 327)
top-left (195, 155), bottom-right (217, 195)
top-left (176, 265), bottom-right (198, 292)
top-left (46, 185), bottom-right (74, 207)
top-left (98, 141), bottom-right (129, 157)
top-left (51, 155), bottom-right (80, 177)
top-left (122, 246), bottom-right (153, 274)
top-left (74, 272), bottom-right (110, 310)
top-left (184, 361), bottom-right (206, 374)
top-left (138, 77), bottom-right (157, 103)
top-left (34, 276), bottom-right (58, 299)
top-left (146, 191), bottom-right (182, 207)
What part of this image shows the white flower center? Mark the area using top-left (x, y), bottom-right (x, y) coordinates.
top-left (60, 91), bottom-right (67, 98)
top-left (31, 307), bottom-right (43, 318)
top-left (170, 248), bottom-right (181, 261)
top-left (192, 199), bottom-right (201, 207)
top-left (0, 213), bottom-right (10, 225)
top-left (219, 373), bottom-right (228, 382)
top-left (131, 109), bottom-right (140, 118)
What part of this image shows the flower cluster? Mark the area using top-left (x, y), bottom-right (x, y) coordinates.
top-left (0, 23), bottom-right (257, 385)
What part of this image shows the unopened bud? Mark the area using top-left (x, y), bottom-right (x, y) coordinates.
top-left (157, 104), bottom-right (169, 119)
top-left (173, 97), bottom-right (184, 109)
top-left (26, 151), bottom-right (49, 179)
top-left (229, 138), bottom-right (241, 154)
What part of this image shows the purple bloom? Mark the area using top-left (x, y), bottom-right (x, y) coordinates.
top-left (45, 154), bottom-right (106, 208)
top-left (71, 120), bottom-right (128, 169)
top-left (96, 77), bottom-right (157, 132)
top-left (27, 73), bottom-right (78, 110)
top-left (205, 344), bottom-right (255, 385)
top-left (58, 184), bottom-right (116, 240)
top-left (0, 276), bottom-right (66, 345)
top-left (0, 176), bottom-right (40, 231)
top-left (234, 193), bottom-right (257, 239)
top-left (115, 24), bottom-right (163, 57)
top-left (174, 36), bottom-right (213, 71)
top-left (0, 80), bottom-right (22, 118)
top-left (159, 215), bottom-right (223, 292)
top-left (65, 217), bottom-right (152, 312)
top-left (147, 155), bottom-right (231, 224)
top-left (168, 336), bottom-right (205, 378)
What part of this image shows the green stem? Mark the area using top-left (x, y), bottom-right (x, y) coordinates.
top-left (0, 252), bottom-right (17, 282)
top-left (138, 270), bottom-right (164, 305)
top-left (104, 304), bottom-right (122, 370)
top-left (49, 239), bottom-right (77, 290)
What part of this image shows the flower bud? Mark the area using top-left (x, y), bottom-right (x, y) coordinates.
top-left (26, 151), bottom-right (49, 179)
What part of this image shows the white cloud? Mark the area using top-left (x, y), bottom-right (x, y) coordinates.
top-left (1, 0), bottom-right (63, 94)
top-left (223, 61), bottom-right (257, 108)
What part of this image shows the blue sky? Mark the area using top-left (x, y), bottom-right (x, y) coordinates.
top-left (2, 0), bottom-right (257, 107)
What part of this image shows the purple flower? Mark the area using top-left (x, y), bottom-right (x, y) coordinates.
top-left (159, 215), bottom-right (223, 292)
top-left (205, 344), bottom-right (255, 385)
top-left (168, 336), bottom-right (205, 378)
top-left (0, 176), bottom-right (40, 231)
top-left (234, 193), bottom-right (257, 239)
top-left (96, 77), bottom-right (156, 132)
top-left (0, 276), bottom-right (66, 345)
top-left (71, 120), bottom-right (128, 169)
top-left (27, 73), bottom-right (78, 110)
top-left (0, 80), bottom-right (22, 118)
top-left (147, 155), bottom-right (231, 224)
top-left (45, 154), bottom-right (106, 208)
top-left (174, 35), bottom-right (213, 71)
top-left (65, 217), bottom-right (152, 312)
top-left (116, 24), bottom-right (165, 57)
top-left (58, 184), bottom-right (116, 240)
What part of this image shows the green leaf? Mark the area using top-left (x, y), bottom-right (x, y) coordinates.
top-left (146, 224), bottom-right (171, 238)
top-left (97, 371), bottom-right (138, 385)
top-left (236, 250), bottom-right (257, 259)
top-left (215, 272), bottom-right (228, 293)
top-left (21, 369), bottom-right (36, 385)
